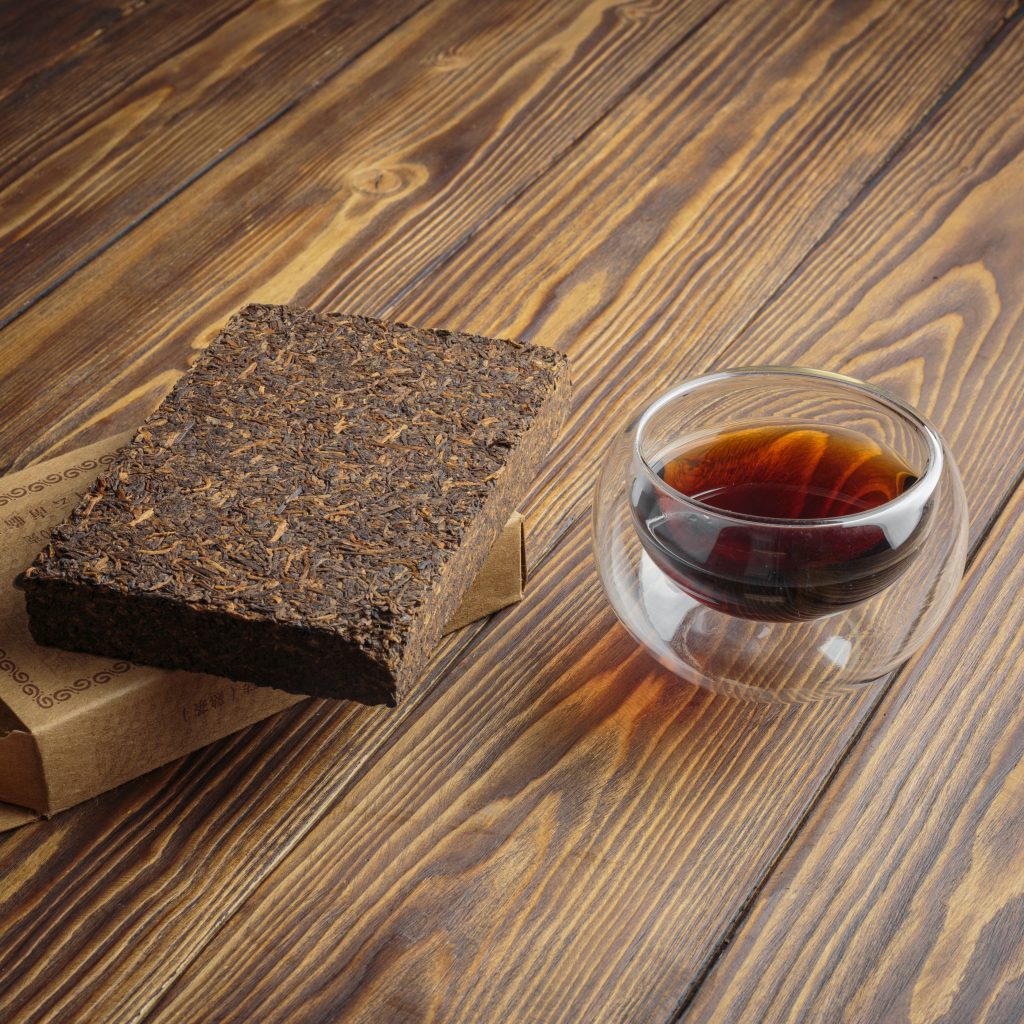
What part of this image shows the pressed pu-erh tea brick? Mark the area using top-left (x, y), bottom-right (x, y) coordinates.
top-left (20, 305), bottom-right (570, 706)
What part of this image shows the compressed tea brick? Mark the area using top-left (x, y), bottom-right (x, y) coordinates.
top-left (21, 305), bottom-right (570, 705)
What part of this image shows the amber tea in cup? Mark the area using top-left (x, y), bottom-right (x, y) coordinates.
top-left (595, 367), bottom-right (966, 701)
top-left (630, 420), bottom-right (931, 621)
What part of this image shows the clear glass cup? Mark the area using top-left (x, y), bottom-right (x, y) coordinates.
top-left (592, 367), bottom-right (968, 703)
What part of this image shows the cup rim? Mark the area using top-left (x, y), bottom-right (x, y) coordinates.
top-left (633, 365), bottom-right (945, 529)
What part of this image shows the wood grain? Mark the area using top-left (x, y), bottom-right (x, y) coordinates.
top-left (0, 2), bottom-right (732, 1019)
top-left (0, 0), bottom-right (248, 131)
top-left (681, 476), bottom-right (1024, 1024)
top-left (0, 2), bottom-right (1014, 1022)
top-left (700, 13), bottom-right (1024, 538)
top-left (142, 13), bottom-right (1024, 1024)
top-left (0, 622), bottom-right (496, 1024)
top-left (0, 0), bottom-right (427, 324)
top-left (145, 518), bottom-right (880, 1024)
top-left (4, 0), bottom-right (1007, 485)
top-left (390, 0), bottom-right (1022, 560)
top-left (0, 0), bottom-right (725, 470)
top-left (0, 2), bottom-right (1019, 1023)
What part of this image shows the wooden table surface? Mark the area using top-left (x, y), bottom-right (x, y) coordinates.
top-left (2, 1), bottom-right (1023, 1021)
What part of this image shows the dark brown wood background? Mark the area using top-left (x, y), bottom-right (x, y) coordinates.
top-left (2, 1), bottom-right (1023, 1021)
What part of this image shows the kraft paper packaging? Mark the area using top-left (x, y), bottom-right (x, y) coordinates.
top-left (0, 434), bottom-right (526, 828)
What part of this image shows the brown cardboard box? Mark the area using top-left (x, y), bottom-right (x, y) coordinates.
top-left (0, 435), bottom-right (526, 828)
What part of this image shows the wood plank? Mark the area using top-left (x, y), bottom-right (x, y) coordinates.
top-left (389, 0), bottom-right (1024, 560)
top-left (140, 12), bottom-right (1024, 1024)
top-left (681, 482), bottom-right (1024, 1024)
top-left (145, 520), bottom-right (880, 1024)
top-left (0, 0), bottom-right (247, 112)
top-left (0, 625), bottom-right (492, 1024)
top-left (1, 2), bottom-right (1014, 1020)
top-left (0, 2), bottom-right (1011, 1021)
top-left (0, 3), bottom-right (735, 1020)
top-left (0, 0), bottom-right (725, 471)
top-left (0, 0), bottom-right (427, 324)
top-left (693, 19), bottom-right (1024, 538)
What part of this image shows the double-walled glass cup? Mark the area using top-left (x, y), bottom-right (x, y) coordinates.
top-left (592, 367), bottom-right (968, 703)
